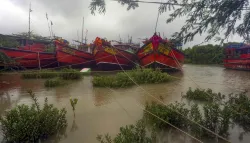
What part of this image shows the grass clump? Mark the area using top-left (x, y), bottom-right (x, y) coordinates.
top-left (183, 88), bottom-right (225, 102)
top-left (22, 70), bottom-right (58, 79)
top-left (44, 78), bottom-right (67, 88)
top-left (59, 68), bottom-right (82, 80)
top-left (97, 119), bottom-right (155, 143)
top-left (92, 69), bottom-right (172, 88)
top-left (0, 90), bottom-right (67, 142)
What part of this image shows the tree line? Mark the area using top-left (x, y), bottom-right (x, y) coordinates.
top-left (182, 42), bottom-right (243, 64)
top-left (182, 44), bottom-right (224, 64)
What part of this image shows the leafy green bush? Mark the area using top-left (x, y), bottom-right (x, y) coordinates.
top-left (184, 88), bottom-right (225, 102)
top-left (144, 101), bottom-right (231, 138)
top-left (0, 90), bottom-right (67, 142)
top-left (22, 70), bottom-right (58, 79)
top-left (144, 102), bottom-right (189, 129)
top-left (96, 119), bottom-right (155, 143)
top-left (202, 103), bottom-right (231, 137)
top-left (59, 68), bottom-right (82, 80)
top-left (92, 69), bottom-right (172, 88)
top-left (227, 91), bottom-right (250, 131)
top-left (44, 78), bottom-right (67, 87)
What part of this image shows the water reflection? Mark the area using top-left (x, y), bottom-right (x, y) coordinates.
top-left (93, 88), bottom-right (112, 106)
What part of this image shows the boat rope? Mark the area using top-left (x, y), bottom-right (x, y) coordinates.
top-left (0, 54), bottom-right (113, 73)
top-left (0, 50), bottom-right (247, 94)
top-left (113, 53), bottom-right (231, 143)
top-left (154, 0), bottom-right (162, 33)
top-left (170, 48), bottom-right (250, 119)
top-left (117, 49), bottom-right (246, 92)
top-left (106, 87), bottom-right (136, 121)
top-left (38, 54), bottom-right (72, 69)
top-left (107, 87), bottom-right (203, 143)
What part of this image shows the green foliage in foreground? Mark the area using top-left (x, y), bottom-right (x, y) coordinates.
top-left (184, 88), bottom-right (225, 102)
top-left (96, 120), bottom-right (155, 143)
top-left (0, 90), bottom-right (67, 142)
top-left (144, 101), bottom-right (231, 138)
top-left (98, 89), bottom-right (250, 142)
top-left (227, 91), bottom-right (250, 131)
top-left (44, 78), bottom-right (67, 87)
top-left (92, 69), bottom-right (172, 88)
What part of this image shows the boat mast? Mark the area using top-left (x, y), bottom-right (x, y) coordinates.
top-left (85, 30), bottom-right (88, 44)
top-left (82, 17), bottom-right (84, 44)
top-left (28, 2), bottom-right (32, 39)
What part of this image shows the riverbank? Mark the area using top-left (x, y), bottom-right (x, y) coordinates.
top-left (0, 65), bottom-right (250, 142)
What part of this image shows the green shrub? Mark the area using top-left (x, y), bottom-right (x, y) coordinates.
top-left (44, 78), bottom-right (67, 87)
top-left (59, 68), bottom-right (82, 80)
top-left (189, 104), bottom-right (203, 137)
top-left (0, 90), bottom-right (67, 142)
top-left (227, 91), bottom-right (250, 131)
top-left (184, 88), bottom-right (225, 102)
top-left (92, 69), bottom-right (172, 88)
top-left (144, 102), bottom-right (189, 130)
top-left (144, 101), bottom-right (231, 138)
top-left (22, 70), bottom-right (58, 79)
top-left (96, 119), bottom-right (155, 143)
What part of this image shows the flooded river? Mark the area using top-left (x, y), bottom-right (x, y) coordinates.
top-left (0, 64), bottom-right (250, 143)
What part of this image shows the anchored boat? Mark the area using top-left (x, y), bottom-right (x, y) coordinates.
top-left (54, 38), bottom-right (94, 68)
top-left (137, 33), bottom-right (185, 71)
top-left (92, 37), bottom-right (136, 70)
top-left (224, 43), bottom-right (250, 70)
top-left (0, 37), bottom-right (57, 69)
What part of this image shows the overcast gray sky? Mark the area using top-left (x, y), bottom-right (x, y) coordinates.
top-left (0, 0), bottom-right (243, 48)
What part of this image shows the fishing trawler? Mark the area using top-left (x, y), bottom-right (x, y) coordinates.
top-left (224, 43), bottom-right (250, 70)
top-left (54, 38), bottom-right (94, 68)
top-left (92, 37), bottom-right (136, 70)
top-left (137, 33), bottom-right (185, 71)
top-left (0, 35), bottom-right (57, 69)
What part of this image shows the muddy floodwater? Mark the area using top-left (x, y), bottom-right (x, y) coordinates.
top-left (0, 64), bottom-right (250, 143)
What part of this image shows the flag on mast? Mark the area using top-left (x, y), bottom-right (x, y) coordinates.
top-left (46, 13), bottom-right (48, 20)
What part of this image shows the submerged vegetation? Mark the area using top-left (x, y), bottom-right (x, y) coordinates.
top-left (144, 101), bottom-right (231, 138)
top-left (98, 88), bottom-right (250, 142)
top-left (184, 88), bottom-right (225, 102)
top-left (44, 78), bottom-right (67, 87)
top-left (0, 90), bottom-right (67, 142)
top-left (22, 68), bottom-right (82, 80)
top-left (97, 119), bottom-right (155, 143)
top-left (59, 68), bottom-right (82, 80)
top-left (22, 70), bottom-right (58, 79)
top-left (92, 69), bottom-right (172, 88)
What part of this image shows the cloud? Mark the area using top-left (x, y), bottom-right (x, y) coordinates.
top-left (0, 0), bottom-right (244, 48)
